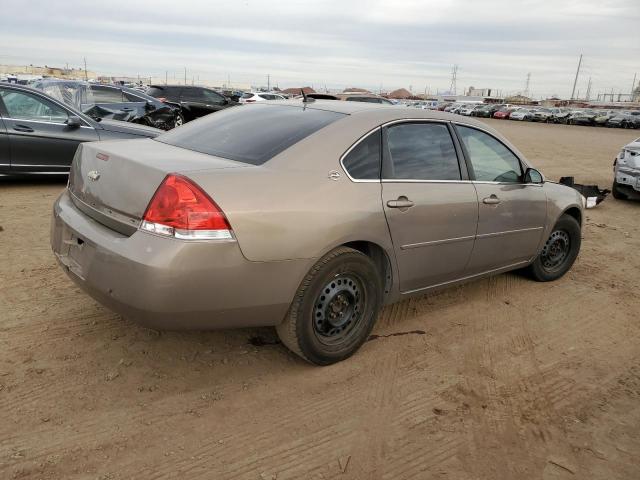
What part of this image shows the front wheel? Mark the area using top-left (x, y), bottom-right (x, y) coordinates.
top-left (276, 247), bottom-right (382, 365)
top-left (173, 113), bottom-right (185, 129)
top-left (526, 214), bottom-right (581, 282)
top-left (612, 180), bottom-right (628, 200)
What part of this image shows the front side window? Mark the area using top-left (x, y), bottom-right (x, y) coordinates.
top-left (90, 87), bottom-right (124, 103)
top-left (456, 126), bottom-right (522, 183)
top-left (342, 129), bottom-right (381, 180)
top-left (384, 122), bottom-right (461, 180)
top-left (202, 89), bottom-right (225, 104)
top-left (0, 89), bottom-right (69, 123)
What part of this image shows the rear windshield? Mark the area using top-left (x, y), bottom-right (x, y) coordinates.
top-left (156, 104), bottom-right (345, 165)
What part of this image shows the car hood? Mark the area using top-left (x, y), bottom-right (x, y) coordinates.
top-left (97, 119), bottom-right (162, 138)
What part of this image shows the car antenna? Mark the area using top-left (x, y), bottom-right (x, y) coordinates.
top-left (301, 89), bottom-right (315, 103)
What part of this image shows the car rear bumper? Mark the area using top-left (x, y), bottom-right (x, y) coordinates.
top-left (51, 190), bottom-right (308, 330)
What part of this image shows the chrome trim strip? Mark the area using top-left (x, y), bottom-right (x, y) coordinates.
top-left (11, 163), bottom-right (69, 168)
top-left (2, 118), bottom-right (93, 128)
top-left (382, 179), bottom-right (471, 184)
top-left (401, 235), bottom-right (474, 250)
top-left (476, 226), bottom-right (543, 239)
top-left (401, 260), bottom-right (530, 295)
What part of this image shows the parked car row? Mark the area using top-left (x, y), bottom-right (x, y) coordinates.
top-left (438, 102), bottom-right (640, 129)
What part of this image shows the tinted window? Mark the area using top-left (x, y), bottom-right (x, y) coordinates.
top-left (456, 126), bottom-right (522, 182)
top-left (385, 123), bottom-right (460, 180)
top-left (0, 89), bottom-right (68, 122)
top-left (157, 104), bottom-right (345, 165)
top-left (90, 87), bottom-right (124, 103)
top-left (342, 129), bottom-right (381, 180)
top-left (147, 87), bottom-right (166, 98)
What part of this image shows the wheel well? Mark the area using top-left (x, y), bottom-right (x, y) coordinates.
top-left (343, 241), bottom-right (393, 296)
top-left (563, 207), bottom-right (582, 226)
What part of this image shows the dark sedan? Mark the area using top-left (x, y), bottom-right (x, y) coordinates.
top-left (0, 84), bottom-right (161, 175)
top-left (146, 85), bottom-right (238, 122)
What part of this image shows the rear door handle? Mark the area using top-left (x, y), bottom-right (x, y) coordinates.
top-left (387, 197), bottom-right (414, 209)
top-left (483, 194), bottom-right (501, 205)
top-left (13, 125), bottom-right (34, 133)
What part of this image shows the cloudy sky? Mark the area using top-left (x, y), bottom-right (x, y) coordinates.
top-left (1, 0), bottom-right (638, 98)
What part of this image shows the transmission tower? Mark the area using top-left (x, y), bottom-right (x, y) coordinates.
top-left (585, 77), bottom-right (592, 100)
top-left (449, 65), bottom-right (458, 95)
top-left (524, 72), bottom-right (531, 97)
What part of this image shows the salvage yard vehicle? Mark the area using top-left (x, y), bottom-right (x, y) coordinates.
top-left (531, 108), bottom-right (552, 122)
top-left (607, 111), bottom-right (640, 129)
top-left (239, 92), bottom-right (286, 103)
top-left (31, 80), bottom-right (183, 130)
top-left (51, 101), bottom-right (584, 365)
top-left (146, 85), bottom-right (238, 122)
top-left (493, 107), bottom-right (515, 119)
top-left (612, 137), bottom-right (640, 199)
top-left (509, 108), bottom-right (535, 121)
top-left (0, 84), bottom-right (161, 174)
top-left (568, 110), bottom-right (598, 126)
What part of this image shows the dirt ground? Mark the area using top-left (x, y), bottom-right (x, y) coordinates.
top-left (1, 120), bottom-right (639, 480)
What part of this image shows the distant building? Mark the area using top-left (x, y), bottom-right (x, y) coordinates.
top-left (343, 87), bottom-right (370, 93)
top-left (280, 86), bottom-right (315, 96)
top-left (0, 64), bottom-right (96, 81)
top-left (388, 88), bottom-right (412, 99)
top-left (504, 94), bottom-right (536, 105)
top-left (467, 87), bottom-right (496, 97)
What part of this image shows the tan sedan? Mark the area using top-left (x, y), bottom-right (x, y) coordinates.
top-left (51, 100), bottom-right (583, 365)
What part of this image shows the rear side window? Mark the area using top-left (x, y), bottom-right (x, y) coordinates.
top-left (156, 104), bottom-right (345, 165)
top-left (384, 123), bottom-right (461, 180)
top-left (342, 129), bottom-right (381, 180)
top-left (91, 87), bottom-right (124, 103)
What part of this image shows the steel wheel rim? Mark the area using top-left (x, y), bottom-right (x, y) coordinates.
top-left (541, 230), bottom-right (571, 271)
top-left (313, 273), bottom-right (365, 345)
top-left (175, 116), bottom-right (183, 127)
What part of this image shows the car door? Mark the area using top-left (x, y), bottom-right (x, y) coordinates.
top-left (87, 85), bottom-right (139, 121)
top-left (381, 121), bottom-right (479, 293)
top-left (0, 87), bottom-right (98, 173)
top-left (0, 115), bottom-right (10, 173)
top-left (454, 124), bottom-right (546, 274)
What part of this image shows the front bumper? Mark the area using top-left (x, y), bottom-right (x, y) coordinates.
top-left (615, 166), bottom-right (640, 193)
top-left (51, 190), bottom-right (309, 330)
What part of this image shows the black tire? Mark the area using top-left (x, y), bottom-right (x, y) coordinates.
top-left (612, 180), bottom-right (628, 200)
top-left (276, 247), bottom-right (382, 365)
top-left (526, 214), bottom-right (581, 282)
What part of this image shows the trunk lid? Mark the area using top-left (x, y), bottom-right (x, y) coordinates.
top-left (68, 139), bottom-right (249, 234)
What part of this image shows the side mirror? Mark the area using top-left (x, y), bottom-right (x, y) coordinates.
top-left (66, 116), bottom-right (82, 129)
top-left (524, 167), bottom-right (544, 184)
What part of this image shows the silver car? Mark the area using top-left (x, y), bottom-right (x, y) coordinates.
top-left (613, 137), bottom-right (640, 199)
top-left (51, 101), bottom-right (584, 365)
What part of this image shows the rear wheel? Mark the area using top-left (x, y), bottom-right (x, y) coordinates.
top-left (526, 214), bottom-right (581, 282)
top-left (612, 180), bottom-right (628, 200)
top-left (276, 247), bottom-right (382, 365)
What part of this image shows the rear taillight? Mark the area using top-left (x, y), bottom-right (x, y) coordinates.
top-left (244, 99), bottom-right (256, 103)
top-left (157, 97), bottom-right (168, 103)
top-left (140, 174), bottom-right (233, 240)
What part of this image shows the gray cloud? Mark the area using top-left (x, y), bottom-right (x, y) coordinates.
top-left (1, 0), bottom-right (638, 97)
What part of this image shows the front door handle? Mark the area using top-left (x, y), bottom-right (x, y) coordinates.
top-left (387, 196), bottom-right (414, 209)
top-left (483, 194), bottom-right (501, 205)
top-left (13, 124), bottom-right (34, 133)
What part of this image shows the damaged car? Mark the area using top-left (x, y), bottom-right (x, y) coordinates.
top-left (32, 80), bottom-right (183, 130)
top-left (613, 137), bottom-right (640, 199)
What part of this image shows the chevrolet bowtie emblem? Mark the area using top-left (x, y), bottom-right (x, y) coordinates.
top-left (87, 170), bottom-right (101, 181)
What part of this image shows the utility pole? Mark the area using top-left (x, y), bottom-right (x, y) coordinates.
top-left (165, 71), bottom-right (168, 85)
top-left (632, 73), bottom-right (637, 95)
top-left (585, 77), bottom-right (592, 100)
top-left (570, 54), bottom-right (582, 100)
top-left (184, 67), bottom-right (187, 85)
top-left (83, 57), bottom-right (88, 81)
top-left (267, 74), bottom-right (270, 91)
top-left (449, 65), bottom-right (458, 95)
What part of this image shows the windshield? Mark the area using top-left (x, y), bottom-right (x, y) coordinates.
top-left (156, 104), bottom-right (346, 165)
top-left (30, 80), bottom-right (94, 109)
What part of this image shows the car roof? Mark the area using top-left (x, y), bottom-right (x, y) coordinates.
top-left (269, 99), bottom-right (490, 127)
